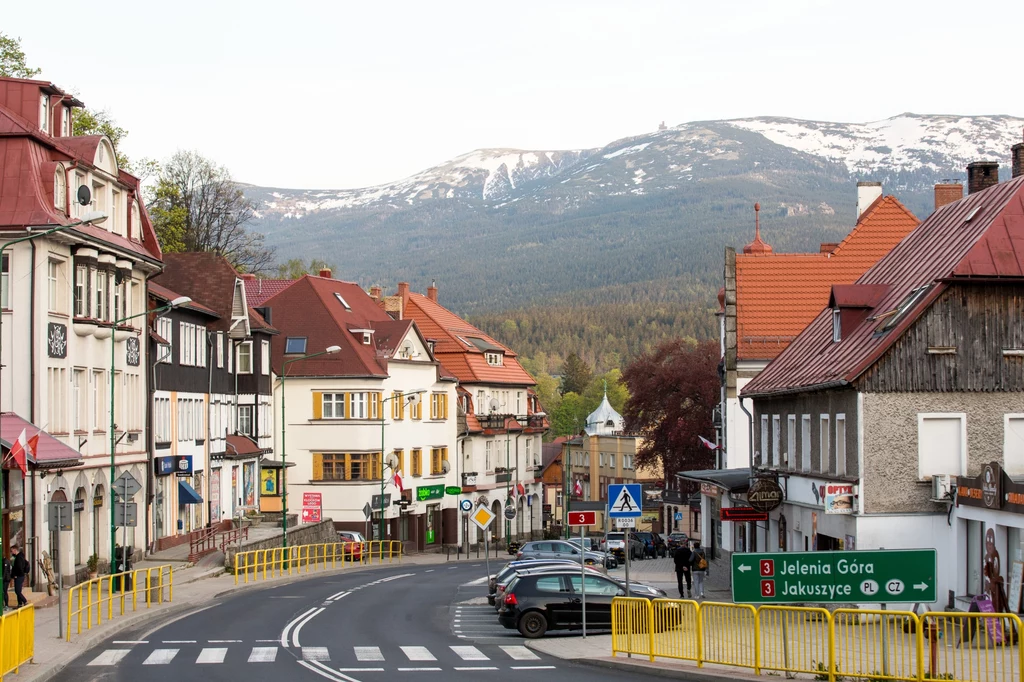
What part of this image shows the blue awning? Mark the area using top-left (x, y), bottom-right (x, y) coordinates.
top-left (178, 480), bottom-right (203, 505)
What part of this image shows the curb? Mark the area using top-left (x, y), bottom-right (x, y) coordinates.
top-left (577, 656), bottom-right (764, 682)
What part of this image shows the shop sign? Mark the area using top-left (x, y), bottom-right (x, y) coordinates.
top-left (700, 482), bottom-right (719, 497)
top-left (824, 483), bottom-right (856, 514)
top-left (958, 461), bottom-right (1024, 514)
top-left (74, 499), bottom-right (85, 513)
top-left (301, 491), bottom-right (322, 524)
top-left (417, 484), bottom-right (444, 502)
top-left (155, 457), bottom-right (175, 476)
top-left (721, 506), bottom-right (768, 522)
top-left (155, 455), bottom-right (193, 477)
top-left (748, 476), bottom-right (784, 513)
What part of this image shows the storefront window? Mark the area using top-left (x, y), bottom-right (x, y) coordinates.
top-left (967, 519), bottom-right (983, 596)
top-left (426, 504), bottom-right (439, 544)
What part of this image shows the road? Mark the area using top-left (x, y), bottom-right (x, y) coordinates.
top-left (53, 561), bottom-right (657, 682)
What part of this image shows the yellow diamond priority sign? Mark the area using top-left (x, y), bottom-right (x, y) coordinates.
top-left (470, 504), bottom-right (496, 531)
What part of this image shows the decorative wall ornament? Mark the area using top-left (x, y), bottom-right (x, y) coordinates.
top-left (126, 336), bottom-right (140, 366)
top-left (47, 322), bottom-right (68, 358)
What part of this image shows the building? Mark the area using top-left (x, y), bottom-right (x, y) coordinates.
top-left (0, 76), bottom-right (164, 583)
top-left (152, 253), bottom-right (276, 534)
top-left (255, 273), bottom-right (459, 551)
top-left (742, 159), bottom-right (1024, 608)
top-left (396, 282), bottom-right (548, 546)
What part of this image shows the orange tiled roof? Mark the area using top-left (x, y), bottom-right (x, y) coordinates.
top-left (736, 196), bottom-right (918, 361)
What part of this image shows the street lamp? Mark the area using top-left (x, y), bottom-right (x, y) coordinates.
top-left (280, 345), bottom-right (341, 548)
top-left (0, 211), bottom-right (107, 596)
top-left (379, 390), bottom-right (425, 541)
top-left (109, 294), bottom-right (191, 573)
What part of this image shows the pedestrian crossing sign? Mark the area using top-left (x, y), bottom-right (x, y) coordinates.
top-left (470, 504), bottom-right (496, 531)
top-left (607, 483), bottom-right (643, 518)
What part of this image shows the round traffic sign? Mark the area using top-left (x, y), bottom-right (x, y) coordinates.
top-left (459, 499), bottom-right (473, 513)
top-left (504, 505), bottom-right (517, 520)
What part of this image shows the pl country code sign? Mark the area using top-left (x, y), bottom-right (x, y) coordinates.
top-left (731, 549), bottom-right (937, 604)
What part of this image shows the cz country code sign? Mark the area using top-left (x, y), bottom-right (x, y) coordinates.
top-left (731, 549), bottom-right (937, 604)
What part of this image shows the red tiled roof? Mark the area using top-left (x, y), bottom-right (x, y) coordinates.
top-left (226, 434), bottom-right (271, 457)
top-left (147, 281), bottom-right (220, 318)
top-left (744, 176), bottom-right (1024, 397)
top-left (735, 196), bottom-right (919, 361)
top-left (246, 279), bottom-right (297, 307)
top-left (1, 413), bottom-right (82, 466)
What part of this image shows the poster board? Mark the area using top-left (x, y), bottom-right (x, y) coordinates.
top-left (1009, 561), bottom-right (1024, 614)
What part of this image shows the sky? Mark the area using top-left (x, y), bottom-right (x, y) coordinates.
top-left (6, 0), bottom-right (1023, 189)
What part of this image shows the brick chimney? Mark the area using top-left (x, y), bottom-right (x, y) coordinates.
top-left (819, 243), bottom-right (839, 254)
top-left (427, 280), bottom-right (438, 302)
top-left (319, 268), bottom-right (332, 279)
top-left (397, 282), bottom-right (410, 302)
top-left (967, 161), bottom-right (999, 194)
top-left (1013, 137), bottom-right (1024, 179)
top-left (369, 285), bottom-right (382, 301)
top-left (239, 273), bottom-right (256, 281)
top-left (934, 182), bottom-right (963, 211)
top-left (856, 182), bottom-right (882, 219)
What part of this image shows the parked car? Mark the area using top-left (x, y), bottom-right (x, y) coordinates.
top-left (336, 530), bottom-right (365, 559)
top-left (497, 569), bottom-right (668, 638)
top-left (606, 532), bottom-right (645, 561)
top-left (516, 540), bottom-right (611, 568)
top-left (494, 563), bottom-right (607, 609)
top-left (632, 532), bottom-right (666, 558)
top-left (488, 559), bottom-right (579, 605)
top-left (666, 532), bottom-right (689, 552)
top-left (565, 537), bottom-right (618, 568)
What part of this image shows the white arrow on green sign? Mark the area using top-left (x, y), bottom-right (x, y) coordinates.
top-left (731, 549), bottom-right (937, 604)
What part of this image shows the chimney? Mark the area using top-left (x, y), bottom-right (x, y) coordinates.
top-left (967, 161), bottom-right (999, 194)
top-left (369, 285), bottom-right (382, 301)
top-left (934, 182), bottom-right (963, 211)
top-left (427, 280), bottom-right (438, 303)
top-left (397, 282), bottom-right (410, 301)
top-left (1013, 133), bottom-right (1024, 178)
top-left (819, 243), bottom-right (839, 254)
top-left (240, 273), bottom-right (256, 281)
top-left (319, 268), bottom-right (332, 279)
top-left (856, 181), bottom-right (882, 219)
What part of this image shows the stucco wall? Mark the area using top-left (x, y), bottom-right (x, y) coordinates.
top-left (861, 392), bottom-right (1024, 514)
top-left (223, 519), bottom-right (337, 568)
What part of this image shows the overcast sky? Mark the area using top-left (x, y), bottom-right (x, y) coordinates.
top-left (7, 0), bottom-right (1023, 189)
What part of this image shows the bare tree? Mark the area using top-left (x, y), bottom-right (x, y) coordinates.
top-left (148, 150), bottom-right (274, 274)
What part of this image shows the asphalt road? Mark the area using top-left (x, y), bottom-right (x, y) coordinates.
top-left (52, 561), bottom-right (658, 682)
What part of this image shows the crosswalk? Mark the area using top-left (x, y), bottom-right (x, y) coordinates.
top-left (88, 643), bottom-right (548, 669)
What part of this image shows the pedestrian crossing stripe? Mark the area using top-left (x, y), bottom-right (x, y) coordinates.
top-left (608, 483), bottom-right (642, 517)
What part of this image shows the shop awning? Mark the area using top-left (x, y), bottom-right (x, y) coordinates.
top-left (178, 480), bottom-right (203, 505)
top-left (675, 467), bottom-right (751, 494)
top-left (1, 412), bottom-right (83, 469)
top-left (225, 434), bottom-right (272, 460)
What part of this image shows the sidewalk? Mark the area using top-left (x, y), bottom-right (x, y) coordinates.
top-left (620, 556), bottom-right (732, 602)
top-left (12, 551), bottom-right (452, 682)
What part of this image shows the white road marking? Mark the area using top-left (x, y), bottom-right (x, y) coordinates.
top-left (512, 665), bottom-right (557, 670)
top-left (463, 577), bottom-right (488, 585)
top-left (112, 640), bottom-right (147, 644)
top-left (425, 569), bottom-right (435, 573)
top-left (448, 566), bottom-right (458, 570)
top-left (400, 646), bottom-right (436, 661)
top-left (196, 647), bottom-right (228, 664)
top-left (248, 647), bottom-right (278, 663)
top-left (143, 649), bottom-right (179, 665)
top-left (256, 639), bottom-right (280, 643)
top-left (280, 606), bottom-right (318, 648)
top-left (451, 645), bottom-right (488, 661)
top-left (326, 590), bottom-right (351, 601)
top-left (162, 640), bottom-right (196, 644)
top-left (500, 645), bottom-right (540, 660)
top-left (338, 668), bottom-right (385, 672)
top-left (398, 667), bottom-right (442, 671)
top-left (299, 659), bottom-right (363, 682)
top-left (88, 650), bottom-right (131, 666)
top-left (455, 667), bottom-right (498, 671)
top-left (292, 608), bottom-right (326, 647)
top-left (302, 646), bottom-right (331, 661)
top-left (354, 646), bottom-right (384, 661)
top-left (208, 639), bottom-right (242, 643)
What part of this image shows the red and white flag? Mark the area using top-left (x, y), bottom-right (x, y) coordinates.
top-left (516, 482), bottom-right (526, 497)
top-left (573, 479), bottom-right (583, 496)
top-left (698, 435), bottom-right (721, 451)
top-left (390, 469), bottom-right (404, 493)
top-left (8, 428), bottom-right (29, 474)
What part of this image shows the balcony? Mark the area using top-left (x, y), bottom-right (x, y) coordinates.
top-left (494, 467), bottom-right (513, 484)
top-left (477, 413), bottom-right (549, 433)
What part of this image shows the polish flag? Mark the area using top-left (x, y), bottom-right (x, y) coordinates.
top-left (698, 435), bottom-right (722, 450)
top-left (8, 428), bottom-right (29, 475)
top-left (573, 479), bottom-right (583, 496)
top-left (516, 482), bottom-right (526, 497)
top-left (390, 469), bottom-right (404, 493)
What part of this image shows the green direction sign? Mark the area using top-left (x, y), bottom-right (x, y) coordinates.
top-left (731, 549), bottom-right (937, 604)
top-left (445, 486), bottom-right (462, 495)
top-left (416, 484), bottom-right (445, 502)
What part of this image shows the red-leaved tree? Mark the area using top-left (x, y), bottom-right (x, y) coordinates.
top-left (621, 339), bottom-right (719, 477)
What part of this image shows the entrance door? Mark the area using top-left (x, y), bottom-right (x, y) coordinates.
top-left (74, 488), bottom-right (86, 566)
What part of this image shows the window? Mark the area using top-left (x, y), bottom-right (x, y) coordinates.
top-left (411, 395), bottom-right (422, 420)
top-left (609, 453), bottom-right (616, 469)
top-left (430, 447), bottom-right (448, 475)
top-left (156, 316), bottom-right (173, 363)
top-left (351, 392), bottom-right (367, 419)
top-left (92, 369), bottom-right (104, 430)
top-left (477, 390), bottom-right (485, 414)
top-left (878, 285), bottom-right (931, 333)
top-left (39, 93), bottom-right (49, 132)
top-left (1, 254), bottom-right (9, 309)
top-left (237, 341), bottom-right (253, 374)
top-left (72, 173), bottom-right (85, 218)
top-left (314, 453), bottom-right (381, 481)
top-left (130, 200), bottom-right (140, 241)
top-left (485, 352), bottom-right (503, 366)
top-left (517, 391), bottom-right (523, 414)
top-left (261, 340), bottom-right (270, 375)
top-left (54, 169), bottom-right (67, 212)
top-left (94, 270), bottom-right (107, 320)
top-left (238, 405), bottom-right (253, 436)
top-left (534, 576), bottom-right (567, 593)
top-left (322, 393), bottom-right (346, 419)
top-left (114, 280), bottom-right (123, 322)
top-left (967, 519), bottom-right (983, 596)
top-left (786, 415), bottom-right (796, 468)
top-left (47, 261), bottom-right (59, 311)
top-left (772, 415), bottom-right (781, 467)
top-left (801, 415), bottom-right (811, 471)
top-left (411, 449), bottom-right (422, 477)
top-left (285, 337), bottom-right (307, 354)
top-left (334, 292), bottom-right (351, 311)
top-left (917, 413), bottom-right (966, 479)
top-left (72, 369), bottom-right (85, 432)
top-left (393, 449), bottom-right (405, 476)
top-left (61, 106), bottom-right (71, 137)
top-left (569, 575), bottom-right (620, 597)
top-left (759, 415), bottom-right (769, 466)
top-left (369, 392), bottom-right (380, 420)
top-left (485, 441), bottom-right (493, 471)
top-left (526, 438), bottom-right (535, 466)
top-left (92, 181), bottom-right (106, 215)
top-left (599, 452), bottom-right (606, 467)
top-left (72, 265), bottom-right (85, 316)
top-left (819, 415), bottom-right (830, 474)
top-left (47, 368), bottom-right (66, 433)
top-left (392, 391), bottom-right (404, 419)
top-left (227, 339), bottom-right (233, 373)
top-left (832, 308), bottom-right (841, 343)
top-left (835, 414), bottom-right (846, 476)
top-left (216, 332), bottom-right (224, 368)
top-left (1005, 415), bottom-right (1024, 476)
top-left (430, 393), bottom-right (448, 420)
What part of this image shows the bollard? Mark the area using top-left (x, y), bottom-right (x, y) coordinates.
top-left (927, 621), bottom-right (939, 678)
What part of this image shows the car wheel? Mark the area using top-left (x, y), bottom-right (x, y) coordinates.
top-left (488, 596), bottom-right (496, 606)
top-left (517, 611), bottom-right (548, 639)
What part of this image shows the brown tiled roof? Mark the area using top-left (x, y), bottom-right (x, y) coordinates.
top-left (246, 278), bottom-right (297, 307)
top-left (743, 176), bottom-right (1024, 397)
top-left (147, 281), bottom-right (220, 318)
top-left (735, 196), bottom-right (919, 361)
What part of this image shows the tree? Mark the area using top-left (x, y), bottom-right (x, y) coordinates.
top-left (148, 150), bottom-right (274, 274)
top-left (275, 258), bottom-right (337, 279)
top-left (621, 339), bottom-right (719, 477)
top-left (0, 33), bottom-right (39, 79)
top-left (550, 392), bottom-right (589, 438)
top-left (560, 352), bottom-right (592, 396)
top-left (582, 368), bottom-right (629, 414)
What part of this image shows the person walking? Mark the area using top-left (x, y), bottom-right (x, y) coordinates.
top-left (10, 545), bottom-right (29, 608)
top-left (673, 542), bottom-right (693, 598)
top-left (2, 554), bottom-right (11, 611)
top-left (690, 541), bottom-right (708, 599)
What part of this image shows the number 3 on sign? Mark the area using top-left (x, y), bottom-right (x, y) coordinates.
top-left (760, 559), bottom-right (774, 577)
top-left (761, 580), bottom-right (776, 598)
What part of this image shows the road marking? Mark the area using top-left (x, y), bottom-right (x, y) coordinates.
top-left (292, 608), bottom-right (326, 647)
top-left (112, 640), bottom-right (147, 644)
top-left (338, 668), bottom-right (385, 672)
top-left (400, 646), bottom-right (435, 661)
top-left (256, 639), bottom-right (280, 643)
top-left (455, 667), bottom-right (498, 671)
top-left (270, 595), bottom-right (304, 599)
top-left (88, 650), bottom-right (131, 666)
top-left (472, 564), bottom-right (481, 567)
top-left (354, 646), bottom-right (384, 661)
top-left (451, 645), bottom-right (488, 661)
top-left (327, 590), bottom-right (351, 601)
top-left (143, 649), bottom-right (179, 665)
top-left (162, 640), bottom-right (196, 644)
top-left (500, 646), bottom-right (540, 660)
top-left (463, 577), bottom-right (488, 585)
top-left (208, 639), bottom-right (242, 643)
top-left (299, 659), bottom-right (363, 682)
top-left (448, 566), bottom-right (458, 570)
top-left (249, 647), bottom-right (278, 663)
top-left (281, 606), bottom-right (318, 648)
top-left (511, 665), bottom-right (557, 670)
top-left (303, 646), bottom-right (331, 661)
top-left (425, 569), bottom-right (435, 573)
top-left (196, 647), bottom-right (228, 664)
top-left (398, 667), bottom-right (443, 671)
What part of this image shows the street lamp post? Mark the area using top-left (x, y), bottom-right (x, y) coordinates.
top-left (109, 294), bottom-right (191, 574)
top-left (279, 345), bottom-right (341, 548)
top-left (378, 391), bottom-right (424, 542)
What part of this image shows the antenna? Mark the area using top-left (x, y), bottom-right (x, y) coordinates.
top-left (77, 185), bottom-right (91, 206)
top-left (385, 453), bottom-right (399, 470)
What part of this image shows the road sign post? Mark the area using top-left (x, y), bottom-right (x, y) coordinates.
top-left (608, 484), bottom-right (642, 602)
top-left (568, 509), bottom-right (597, 638)
top-left (471, 505), bottom-right (497, 587)
top-left (731, 549), bottom-right (937, 604)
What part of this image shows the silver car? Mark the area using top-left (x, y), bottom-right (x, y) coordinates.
top-left (515, 540), bottom-right (607, 566)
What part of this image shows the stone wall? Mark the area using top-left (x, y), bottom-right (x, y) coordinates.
top-left (223, 519), bottom-right (338, 568)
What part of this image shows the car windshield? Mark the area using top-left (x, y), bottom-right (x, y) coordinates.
top-left (635, 533), bottom-right (652, 539)
top-left (608, 533), bottom-right (624, 541)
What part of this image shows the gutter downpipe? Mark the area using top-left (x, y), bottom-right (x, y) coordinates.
top-left (737, 397), bottom-right (758, 552)
top-left (29, 240), bottom-right (38, 587)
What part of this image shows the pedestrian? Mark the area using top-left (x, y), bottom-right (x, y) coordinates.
top-left (1, 554), bottom-right (11, 610)
top-left (673, 542), bottom-right (692, 598)
top-left (10, 545), bottom-right (29, 608)
top-left (690, 541), bottom-right (708, 599)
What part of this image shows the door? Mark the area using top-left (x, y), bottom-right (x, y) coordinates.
top-left (568, 574), bottom-right (621, 627)
top-left (532, 574), bottom-right (573, 627)
top-left (551, 541), bottom-right (580, 560)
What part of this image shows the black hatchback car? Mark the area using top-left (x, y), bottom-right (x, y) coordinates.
top-left (497, 570), bottom-right (666, 638)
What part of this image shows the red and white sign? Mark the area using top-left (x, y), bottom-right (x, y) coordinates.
top-left (301, 507), bottom-right (322, 523)
top-left (303, 492), bottom-right (322, 507)
top-left (302, 492), bottom-right (323, 523)
top-left (568, 511), bottom-right (596, 526)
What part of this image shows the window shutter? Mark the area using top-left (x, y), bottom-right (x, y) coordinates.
top-left (312, 392), bottom-right (323, 420)
top-left (312, 453), bottom-right (323, 481)
top-left (396, 449), bottom-right (404, 475)
top-left (443, 394), bottom-right (449, 420)
top-left (344, 393), bottom-right (351, 419)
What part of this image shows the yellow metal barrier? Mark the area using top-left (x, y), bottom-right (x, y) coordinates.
top-left (700, 602), bottom-right (760, 673)
top-left (759, 604), bottom-right (832, 677)
top-left (833, 608), bottom-right (921, 681)
top-left (66, 565), bottom-right (173, 642)
top-left (921, 611), bottom-right (1023, 682)
top-left (611, 597), bottom-right (654, 659)
top-left (650, 598), bottom-right (700, 663)
top-left (233, 541), bottom-right (402, 584)
top-left (0, 604), bottom-right (34, 680)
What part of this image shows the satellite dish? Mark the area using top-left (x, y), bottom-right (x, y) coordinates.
top-left (489, 398), bottom-right (500, 412)
top-left (77, 185), bottom-right (91, 206)
top-left (441, 460), bottom-right (451, 475)
top-left (406, 393), bottom-right (420, 406)
top-left (385, 453), bottom-right (399, 470)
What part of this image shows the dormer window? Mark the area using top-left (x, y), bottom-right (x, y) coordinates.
top-left (832, 309), bottom-right (841, 343)
top-left (876, 284), bottom-right (931, 333)
top-left (485, 352), bottom-right (503, 366)
top-left (334, 292), bottom-right (351, 311)
top-left (39, 94), bottom-right (50, 133)
top-left (363, 332), bottom-right (372, 345)
top-left (61, 106), bottom-right (71, 137)
top-left (54, 168), bottom-right (67, 213)
top-left (285, 337), bottom-right (307, 354)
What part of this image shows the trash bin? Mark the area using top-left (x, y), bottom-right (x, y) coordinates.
top-left (112, 546), bottom-right (133, 592)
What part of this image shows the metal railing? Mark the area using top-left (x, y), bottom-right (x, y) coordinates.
top-left (233, 541), bottom-right (403, 584)
top-left (66, 565), bottom-right (173, 641)
top-left (611, 598), bottom-right (1024, 682)
top-left (188, 527), bottom-right (218, 560)
top-left (0, 605), bottom-right (33, 680)
top-left (219, 525), bottom-right (249, 551)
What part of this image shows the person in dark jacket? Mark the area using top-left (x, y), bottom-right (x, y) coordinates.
top-left (10, 545), bottom-right (29, 608)
top-left (2, 555), bottom-right (11, 610)
top-left (673, 543), bottom-right (693, 598)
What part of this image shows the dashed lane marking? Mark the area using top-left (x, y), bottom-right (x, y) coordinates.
top-left (196, 648), bottom-right (228, 664)
top-left (87, 650), bottom-right (131, 666)
top-left (302, 646), bottom-right (331, 662)
top-left (142, 649), bottom-right (179, 665)
top-left (500, 646), bottom-right (539, 660)
top-left (354, 646), bottom-right (384, 661)
top-left (399, 646), bottom-right (436, 661)
top-left (248, 647), bottom-right (278, 663)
